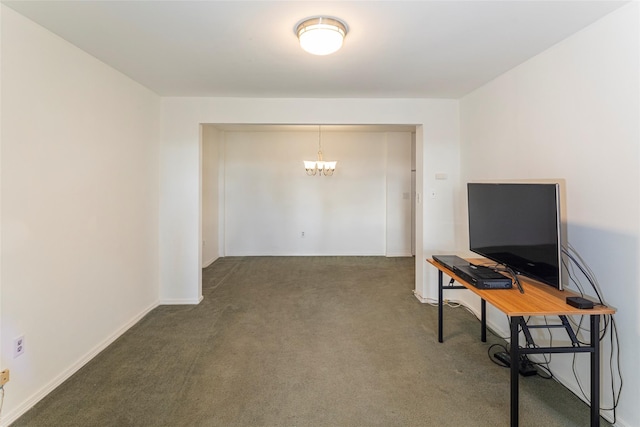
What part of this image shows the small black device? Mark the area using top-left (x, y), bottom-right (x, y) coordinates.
top-left (452, 264), bottom-right (512, 289)
top-left (566, 296), bottom-right (594, 309)
top-left (494, 352), bottom-right (537, 376)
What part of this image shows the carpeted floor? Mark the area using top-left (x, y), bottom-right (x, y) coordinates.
top-left (11, 257), bottom-right (609, 426)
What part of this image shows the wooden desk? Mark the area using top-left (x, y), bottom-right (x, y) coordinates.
top-left (427, 258), bottom-right (615, 427)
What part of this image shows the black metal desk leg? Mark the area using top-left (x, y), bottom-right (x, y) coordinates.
top-left (590, 314), bottom-right (601, 427)
top-left (510, 316), bottom-right (520, 427)
top-left (438, 270), bottom-right (443, 343)
top-left (481, 299), bottom-right (487, 342)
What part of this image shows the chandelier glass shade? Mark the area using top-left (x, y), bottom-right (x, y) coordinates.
top-left (304, 126), bottom-right (336, 176)
top-left (296, 17), bottom-right (348, 56)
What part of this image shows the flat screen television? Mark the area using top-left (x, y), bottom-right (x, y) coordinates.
top-left (467, 182), bottom-right (563, 290)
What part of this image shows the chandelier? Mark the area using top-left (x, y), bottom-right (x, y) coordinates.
top-left (304, 126), bottom-right (337, 176)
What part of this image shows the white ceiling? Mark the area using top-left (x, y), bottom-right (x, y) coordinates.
top-left (3, 1), bottom-right (627, 99)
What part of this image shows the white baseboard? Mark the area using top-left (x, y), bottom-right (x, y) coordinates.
top-left (1, 301), bottom-right (159, 427)
top-left (159, 295), bottom-right (203, 305)
top-left (386, 252), bottom-right (413, 257)
top-left (412, 290), bottom-right (431, 303)
top-left (202, 256), bottom-right (218, 268)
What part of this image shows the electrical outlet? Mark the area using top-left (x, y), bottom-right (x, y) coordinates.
top-left (301, 231), bottom-right (305, 238)
top-left (0, 369), bottom-right (9, 386)
top-left (14, 335), bottom-right (24, 358)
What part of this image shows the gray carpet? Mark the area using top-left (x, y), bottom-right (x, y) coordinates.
top-left (12, 257), bottom-right (609, 426)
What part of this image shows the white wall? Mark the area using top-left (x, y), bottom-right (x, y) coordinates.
top-left (159, 98), bottom-right (459, 304)
top-left (0, 6), bottom-right (161, 425)
top-left (219, 129), bottom-right (411, 256)
top-left (386, 132), bottom-right (413, 257)
top-left (459, 4), bottom-right (639, 426)
top-left (6, 1), bottom-right (635, 424)
top-left (201, 126), bottom-right (221, 267)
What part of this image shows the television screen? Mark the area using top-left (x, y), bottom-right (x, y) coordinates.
top-left (467, 183), bottom-right (563, 290)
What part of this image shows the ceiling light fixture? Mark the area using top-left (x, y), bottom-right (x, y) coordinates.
top-left (304, 126), bottom-right (336, 176)
top-left (295, 16), bottom-right (348, 56)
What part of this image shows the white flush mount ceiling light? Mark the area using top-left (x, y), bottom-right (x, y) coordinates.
top-left (296, 16), bottom-right (348, 56)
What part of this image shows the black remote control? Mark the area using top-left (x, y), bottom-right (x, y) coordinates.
top-left (566, 296), bottom-right (594, 309)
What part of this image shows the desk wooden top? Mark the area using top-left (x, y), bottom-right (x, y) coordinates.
top-left (427, 258), bottom-right (616, 317)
